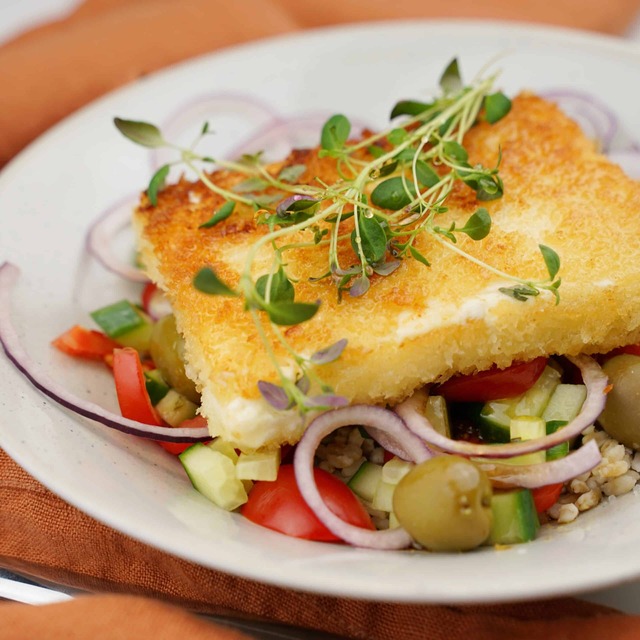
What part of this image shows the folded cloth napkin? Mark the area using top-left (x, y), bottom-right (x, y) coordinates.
top-left (3, 0), bottom-right (640, 638)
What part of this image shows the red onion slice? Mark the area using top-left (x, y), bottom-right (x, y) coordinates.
top-left (151, 93), bottom-right (282, 170)
top-left (395, 355), bottom-right (608, 460)
top-left (478, 439), bottom-right (601, 489)
top-left (0, 263), bottom-right (209, 443)
top-left (542, 89), bottom-right (617, 151)
top-left (86, 195), bottom-right (148, 283)
top-left (294, 405), bottom-right (431, 549)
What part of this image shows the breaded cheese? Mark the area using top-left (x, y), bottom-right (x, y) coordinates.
top-left (134, 94), bottom-right (640, 451)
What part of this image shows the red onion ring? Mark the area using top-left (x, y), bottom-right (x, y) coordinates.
top-left (294, 405), bottom-right (431, 549)
top-left (395, 355), bottom-right (608, 460)
top-left (85, 195), bottom-right (148, 283)
top-left (478, 439), bottom-right (601, 489)
top-left (151, 93), bottom-right (282, 170)
top-left (0, 263), bottom-right (209, 443)
top-left (542, 89), bottom-right (617, 151)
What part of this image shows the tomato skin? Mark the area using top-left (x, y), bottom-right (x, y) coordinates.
top-left (436, 357), bottom-right (548, 403)
top-left (242, 465), bottom-right (375, 541)
top-left (158, 416), bottom-right (209, 455)
top-left (52, 325), bottom-right (119, 360)
top-left (606, 343), bottom-right (640, 359)
top-left (113, 347), bottom-right (162, 426)
top-left (532, 483), bottom-right (563, 514)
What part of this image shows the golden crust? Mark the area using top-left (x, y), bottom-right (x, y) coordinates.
top-left (135, 94), bottom-right (640, 449)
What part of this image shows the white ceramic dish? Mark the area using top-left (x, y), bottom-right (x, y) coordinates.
top-left (1, 20), bottom-right (640, 604)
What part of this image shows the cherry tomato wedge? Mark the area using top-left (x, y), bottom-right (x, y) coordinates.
top-left (531, 483), bottom-right (563, 514)
top-left (158, 416), bottom-right (209, 455)
top-left (113, 347), bottom-right (162, 426)
top-left (242, 465), bottom-right (374, 541)
top-left (52, 325), bottom-right (119, 360)
top-left (436, 357), bottom-right (548, 403)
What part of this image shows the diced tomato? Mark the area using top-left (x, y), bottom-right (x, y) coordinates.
top-left (436, 357), bottom-right (548, 403)
top-left (52, 325), bottom-right (119, 360)
top-left (242, 465), bottom-right (375, 541)
top-left (113, 347), bottom-right (162, 426)
top-left (141, 282), bottom-right (158, 316)
top-left (605, 343), bottom-right (640, 359)
top-left (531, 483), bottom-right (563, 514)
top-left (158, 416), bottom-right (209, 455)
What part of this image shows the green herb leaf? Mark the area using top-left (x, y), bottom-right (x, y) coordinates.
top-left (266, 301), bottom-right (319, 326)
top-left (233, 176), bottom-right (269, 193)
top-left (387, 128), bottom-right (409, 146)
top-left (390, 100), bottom-right (434, 119)
top-left (539, 244), bottom-right (561, 280)
top-left (367, 145), bottom-right (386, 159)
top-left (351, 215), bottom-right (387, 264)
top-left (193, 267), bottom-right (239, 297)
top-left (484, 92), bottom-right (512, 124)
top-left (277, 164), bottom-right (307, 183)
top-left (440, 58), bottom-right (462, 95)
top-left (199, 201), bottom-right (235, 229)
top-left (201, 121), bottom-right (211, 135)
top-left (499, 285), bottom-right (540, 302)
top-left (320, 114), bottom-right (351, 151)
top-left (256, 267), bottom-right (295, 303)
top-left (114, 118), bottom-right (166, 148)
top-left (475, 176), bottom-right (503, 201)
top-left (374, 159), bottom-right (398, 178)
top-left (370, 177), bottom-right (417, 210)
top-left (415, 160), bottom-right (440, 188)
top-left (442, 140), bottom-right (468, 163)
top-left (147, 164), bottom-right (170, 206)
top-left (409, 245), bottom-right (431, 267)
top-left (459, 208), bottom-right (491, 240)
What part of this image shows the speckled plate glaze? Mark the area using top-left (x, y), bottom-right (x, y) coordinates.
top-left (2, 20), bottom-right (640, 604)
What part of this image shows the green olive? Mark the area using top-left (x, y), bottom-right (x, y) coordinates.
top-left (598, 354), bottom-right (640, 450)
top-left (392, 456), bottom-right (492, 552)
top-left (149, 314), bottom-right (200, 404)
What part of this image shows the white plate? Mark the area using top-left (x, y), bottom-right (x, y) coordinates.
top-left (2, 20), bottom-right (640, 604)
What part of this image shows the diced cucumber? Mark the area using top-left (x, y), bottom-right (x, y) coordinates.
top-left (208, 439), bottom-right (239, 463)
top-left (382, 458), bottom-right (414, 485)
top-left (424, 395), bottom-right (451, 437)
top-left (478, 400), bottom-right (515, 443)
top-left (236, 449), bottom-right (281, 481)
top-left (541, 384), bottom-right (587, 422)
top-left (144, 369), bottom-right (170, 405)
top-left (372, 480), bottom-right (396, 512)
top-left (545, 420), bottom-right (570, 461)
top-left (179, 443), bottom-right (248, 511)
top-left (92, 300), bottom-right (155, 352)
top-left (488, 489), bottom-right (540, 545)
top-left (155, 388), bottom-right (198, 427)
top-left (512, 365), bottom-right (561, 417)
top-left (91, 300), bottom-right (144, 338)
top-left (348, 461), bottom-right (383, 503)
top-left (502, 416), bottom-right (546, 466)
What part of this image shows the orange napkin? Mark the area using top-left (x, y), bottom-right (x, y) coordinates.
top-left (3, 1), bottom-right (640, 638)
top-left (1, 0), bottom-right (640, 167)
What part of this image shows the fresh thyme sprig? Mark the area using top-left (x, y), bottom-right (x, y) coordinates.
top-left (115, 58), bottom-right (562, 413)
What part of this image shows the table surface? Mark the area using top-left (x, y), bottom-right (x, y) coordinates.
top-left (2, 0), bottom-right (640, 616)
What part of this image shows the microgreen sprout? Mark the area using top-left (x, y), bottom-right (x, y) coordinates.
top-left (115, 58), bottom-right (561, 414)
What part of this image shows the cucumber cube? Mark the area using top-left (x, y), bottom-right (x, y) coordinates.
top-left (488, 489), bottom-right (540, 545)
top-left (179, 444), bottom-right (248, 511)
